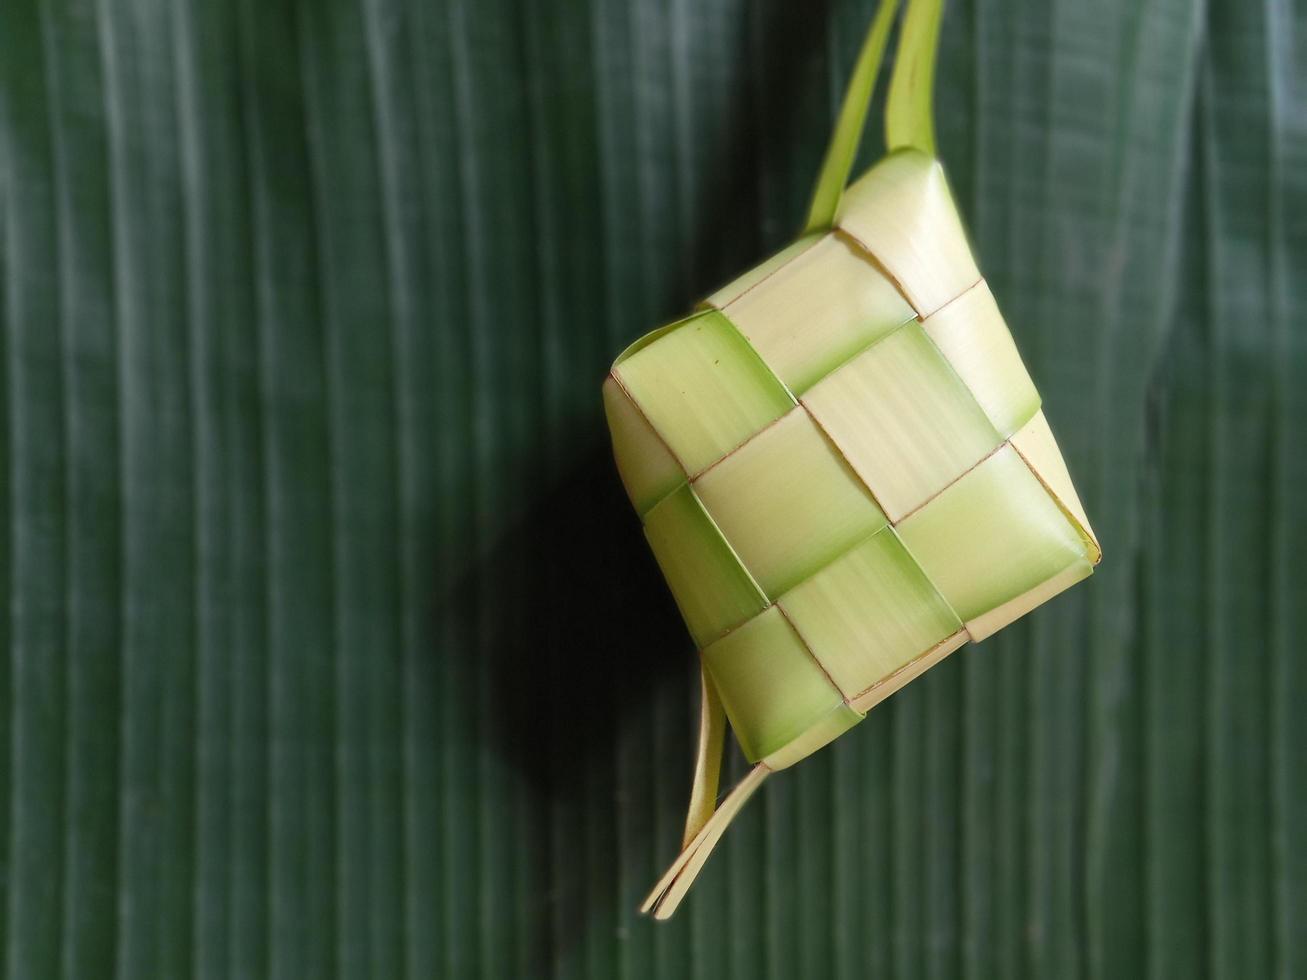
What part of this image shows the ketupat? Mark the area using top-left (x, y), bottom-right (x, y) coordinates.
top-left (603, 0), bottom-right (1101, 919)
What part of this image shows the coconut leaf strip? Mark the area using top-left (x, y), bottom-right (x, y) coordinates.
top-left (801, 0), bottom-right (901, 234)
top-left (641, 764), bottom-right (771, 919)
top-left (681, 664), bottom-right (727, 847)
top-left (885, 0), bottom-right (944, 155)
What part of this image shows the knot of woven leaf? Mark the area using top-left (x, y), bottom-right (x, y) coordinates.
top-left (605, 0), bottom-right (1101, 920)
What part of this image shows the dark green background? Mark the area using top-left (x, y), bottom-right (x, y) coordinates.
top-left (1, 0), bottom-right (1303, 977)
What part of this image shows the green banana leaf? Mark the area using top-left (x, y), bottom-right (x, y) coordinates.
top-left (0, 0), bottom-right (1303, 977)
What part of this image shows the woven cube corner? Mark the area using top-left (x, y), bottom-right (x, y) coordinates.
top-left (605, 149), bottom-right (1100, 773)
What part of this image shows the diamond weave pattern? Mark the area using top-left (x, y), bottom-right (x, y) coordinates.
top-left (605, 150), bottom-right (1098, 769)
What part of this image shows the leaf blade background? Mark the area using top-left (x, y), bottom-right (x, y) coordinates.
top-left (0, 0), bottom-right (1303, 977)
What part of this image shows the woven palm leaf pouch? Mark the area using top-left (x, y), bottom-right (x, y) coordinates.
top-left (603, 0), bottom-right (1101, 919)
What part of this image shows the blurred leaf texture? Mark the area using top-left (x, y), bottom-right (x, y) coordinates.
top-left (0, 0), bottom-right (1303, 978)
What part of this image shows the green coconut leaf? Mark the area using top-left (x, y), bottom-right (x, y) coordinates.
top-left (0, 0), bottom-right (1302, 977)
